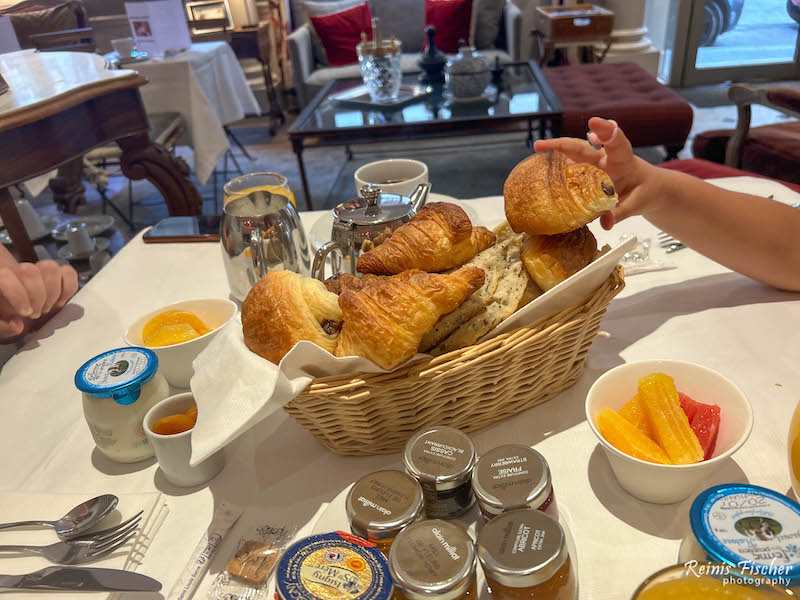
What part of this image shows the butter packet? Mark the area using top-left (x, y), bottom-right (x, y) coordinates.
top-left (209, 522), bottom-right (298, 600)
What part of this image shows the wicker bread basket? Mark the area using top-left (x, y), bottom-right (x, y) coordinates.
top-left (284, 266), bottom-right (625, 456)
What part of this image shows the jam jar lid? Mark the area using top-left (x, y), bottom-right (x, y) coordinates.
top-left (477, 509), bottom-right (567, 588)
top-left (276, 531), bottom-right (393, 600)
top-left (472, 445), bottom-right (552, 515)
top-left (403, 425), bottom-right (477, 492)
top-left (333, 185), bottom-right (415, 226)
top-left (389, 520), bottom-right (476, 600)
top-left (346, 470), bottom-right (425, 541)
top-left (691, 484), bottom-right (800, 585)
top-left (74, 347), bottom-right (158, 406)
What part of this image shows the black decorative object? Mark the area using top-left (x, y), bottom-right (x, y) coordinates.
top-left (490, 56), bottom-right (504, 90)
top-left (417, 26), bottom-right (446, 85)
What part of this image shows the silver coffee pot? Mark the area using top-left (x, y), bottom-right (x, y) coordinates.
top-left (312, 183), bottom-right (430, 280)
top-left (221, 191), bottom-right (311, 301)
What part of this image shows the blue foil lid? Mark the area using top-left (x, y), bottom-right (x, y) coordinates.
top-left (691, 484), bottom-right (800, 585)
top-left (276, 531), bottom-right (393, 600)
top-left (74, 348), bottom-right (158, 406)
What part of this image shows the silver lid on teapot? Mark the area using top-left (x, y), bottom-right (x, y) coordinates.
top-left (333, 183), bottom-right (430, 226)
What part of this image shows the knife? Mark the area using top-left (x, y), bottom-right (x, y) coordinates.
top-left (0, 566), bottom-right (162, 592)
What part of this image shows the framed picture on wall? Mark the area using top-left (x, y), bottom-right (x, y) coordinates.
top-left (185, 0), bottom-right (233, 32)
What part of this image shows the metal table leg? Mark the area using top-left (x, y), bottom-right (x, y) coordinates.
top-left (291, 137), bottom-right (313, 211)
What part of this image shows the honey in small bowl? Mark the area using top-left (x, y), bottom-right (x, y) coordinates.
top-left (152, 403), bottom-right (197, 435)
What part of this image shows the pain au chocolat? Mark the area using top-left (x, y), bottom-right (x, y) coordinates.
top-left (504, 150), bottom-right (618, 235)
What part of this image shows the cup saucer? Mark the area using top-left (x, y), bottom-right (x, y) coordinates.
top-left (58, 237), bottom-right (110, 261)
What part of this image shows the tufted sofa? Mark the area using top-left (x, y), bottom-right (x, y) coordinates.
top-left (544, 62), bottom-right (694, 158)
top-left (288, 0), bottom-right (522, 108)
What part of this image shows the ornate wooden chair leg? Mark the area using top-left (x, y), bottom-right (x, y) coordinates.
top-left (117, 133), bottom-right (202, 216)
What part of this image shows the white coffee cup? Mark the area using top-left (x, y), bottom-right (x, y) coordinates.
top-left (144, 392), bottom-right (225, 487)
top-left (112, 37), bottom-right (137, 58)
top-left (354, 159), bottom-right (429, 197)
top-left (67, 223), bottom-right (95, 257)
top-left (15, 199), bottom-right (46, 240)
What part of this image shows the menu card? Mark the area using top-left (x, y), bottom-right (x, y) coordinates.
top-left (0, 16), bottom-right (20, 55)
top-left (124, 0), bottom-right (192, 58)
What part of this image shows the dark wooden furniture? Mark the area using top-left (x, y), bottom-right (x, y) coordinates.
top-left (190, 22), bottom-right (285, 134)
top-left (692, 84), bottom-right (800, 186)
top-left (29, 26), bottom-right (95, 52)
top-left (533, 4), bottom-right (614, 66)
top-left (287, 61), bottom-right (563, 209)
top-left (0, 51), bottom-right (201, 263)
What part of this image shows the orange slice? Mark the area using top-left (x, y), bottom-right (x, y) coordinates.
top-left (597, 408), bottom-right (672, 464)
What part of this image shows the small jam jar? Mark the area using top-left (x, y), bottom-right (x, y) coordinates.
top-left (276, 531), bottom-right (394, 600)
top-left (472, 444), bottom-right (556, 520)
top-left (403, 425), bottom-right (477, 520)
top-left (477, 509), bottom-right (576, 600)
top-left (346, 470), bottom-right (425, 555)
top-left (389, 520), bottom-right (477, 600)
top-left (75, 347), bottom-right (169, 463)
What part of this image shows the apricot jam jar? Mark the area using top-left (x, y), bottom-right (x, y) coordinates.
top-left (346, 470), bottom-right (425, 555)
top-left (472, 445), bottom-right (556, 520)
top-left (477, 509), bottom-right (576, 600)
top-left (403, 426), bottom-right (477, 520)
top-left (389, 520), bottom-right (476, 600)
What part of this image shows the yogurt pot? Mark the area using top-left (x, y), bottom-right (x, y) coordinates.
top-left (75, 347), bottom-right (169, 463)
top-left (683, 484), bottom-right (800, 589)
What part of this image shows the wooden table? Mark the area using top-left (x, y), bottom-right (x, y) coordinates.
top-left (191, 22), bottom-right (285, 134)
top-left (0, 50), bottom-right (201, 262)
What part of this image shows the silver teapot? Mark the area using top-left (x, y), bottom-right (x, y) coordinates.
top-left (312, 183), bottom-right (430, 280)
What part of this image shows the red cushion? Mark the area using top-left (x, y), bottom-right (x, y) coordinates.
top-left (309, 2), bottom-right (372, 67)
top-left (424, 0), bottom-right (472, 53)
top-left (658, 159), bottom-right (800, 194)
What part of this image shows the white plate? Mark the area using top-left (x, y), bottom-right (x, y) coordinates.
top-left (308, 195), bottom-right (477, 252)
top-left (0, 215), bottom-right (59, 244)
top-left (57, 237), bottom-right (109, 261)
top-left (481, 235), bottom-right (638, 342)
top-left (51, 215), bottom-right (115, 241)
top-left (312, 482), bottom-right (579, 600)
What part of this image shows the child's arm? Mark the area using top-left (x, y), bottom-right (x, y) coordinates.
top-left (534, 118), bottom-right (800, 292)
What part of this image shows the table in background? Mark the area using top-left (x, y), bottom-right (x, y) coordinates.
top-left (190, 23), bottom-right (285, 135)
top-left (112, 41), bottom-right (261, 185)
top-left (1, 177), bottom-right (798, 599)
top-left (0, 50), bottom-right (200, 263)
top-left (287, 61), bottom-right (563, 210)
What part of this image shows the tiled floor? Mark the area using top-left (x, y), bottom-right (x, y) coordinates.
top-left (18, 81), bottom-right (797, 251)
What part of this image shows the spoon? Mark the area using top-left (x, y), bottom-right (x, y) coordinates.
top-left (0, 495), bottom-right (118, 539)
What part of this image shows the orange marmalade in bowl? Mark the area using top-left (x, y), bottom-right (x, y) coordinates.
top-left (142, 310), bottom-right (211, 347)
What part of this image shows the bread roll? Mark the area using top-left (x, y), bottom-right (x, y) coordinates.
top-left (242, 270), bottom-right (342, 364)
top-left (520, 226), bottom-right (597, 292)
top-left (504, 150), bottom-right (618, 235)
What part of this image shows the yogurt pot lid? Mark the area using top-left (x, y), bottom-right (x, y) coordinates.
top-left (74, 347), bottom-right (158, 405)
top-left (691, 483), bottom-right (800, 585)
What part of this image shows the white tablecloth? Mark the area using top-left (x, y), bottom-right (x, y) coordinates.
top-left (1, 176), bottom-right (799, 599)
top-left (131, 41), bottom-right (260, 184)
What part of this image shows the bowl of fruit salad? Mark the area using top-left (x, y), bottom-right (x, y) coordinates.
top-left (125, 299), bottom-right (237, 388)
top-left (586, 360), bottom-right (753, 504)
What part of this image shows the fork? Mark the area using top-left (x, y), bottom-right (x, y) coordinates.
top-left (0, 511), bottom-right (142, 565)
top-left (657, 232), bottom-right (685, 252)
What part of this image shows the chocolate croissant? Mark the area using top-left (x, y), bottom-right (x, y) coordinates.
top-left (242, 270), bottom-right (343, 364)
top-left (504, 150), bottom-right (618, 235)
top-left (520, 226), bottom-right (597, 291)
top-left (336, 267), bottom-right (485, 370)
top-left (356, 203), bottom-right (496, 275)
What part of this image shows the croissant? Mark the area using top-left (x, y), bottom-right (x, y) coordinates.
top-left (520, 226), bottom-right (597, 291)
top-left (336, 267), bottom-right (485, 370)
top-left (356, 203), bottom-right (496, 275)
top-left (504, 150), bottom-right (619, 235)
top-left (242, 270), bottom-right (343, 364)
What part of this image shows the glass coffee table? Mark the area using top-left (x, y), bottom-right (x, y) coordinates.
top-left (288, 61), bottom-right (563, 209)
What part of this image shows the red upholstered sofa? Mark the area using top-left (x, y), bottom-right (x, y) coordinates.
top-left (659, 158), bottom-right (800, 195)
top-left (545, 62), bottom-right (694, 159)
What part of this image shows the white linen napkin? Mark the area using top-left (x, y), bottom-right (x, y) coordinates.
top-left (0, 492), bottom-right (168, 600)
top-left (189, 237), bottom-right (636, 466)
